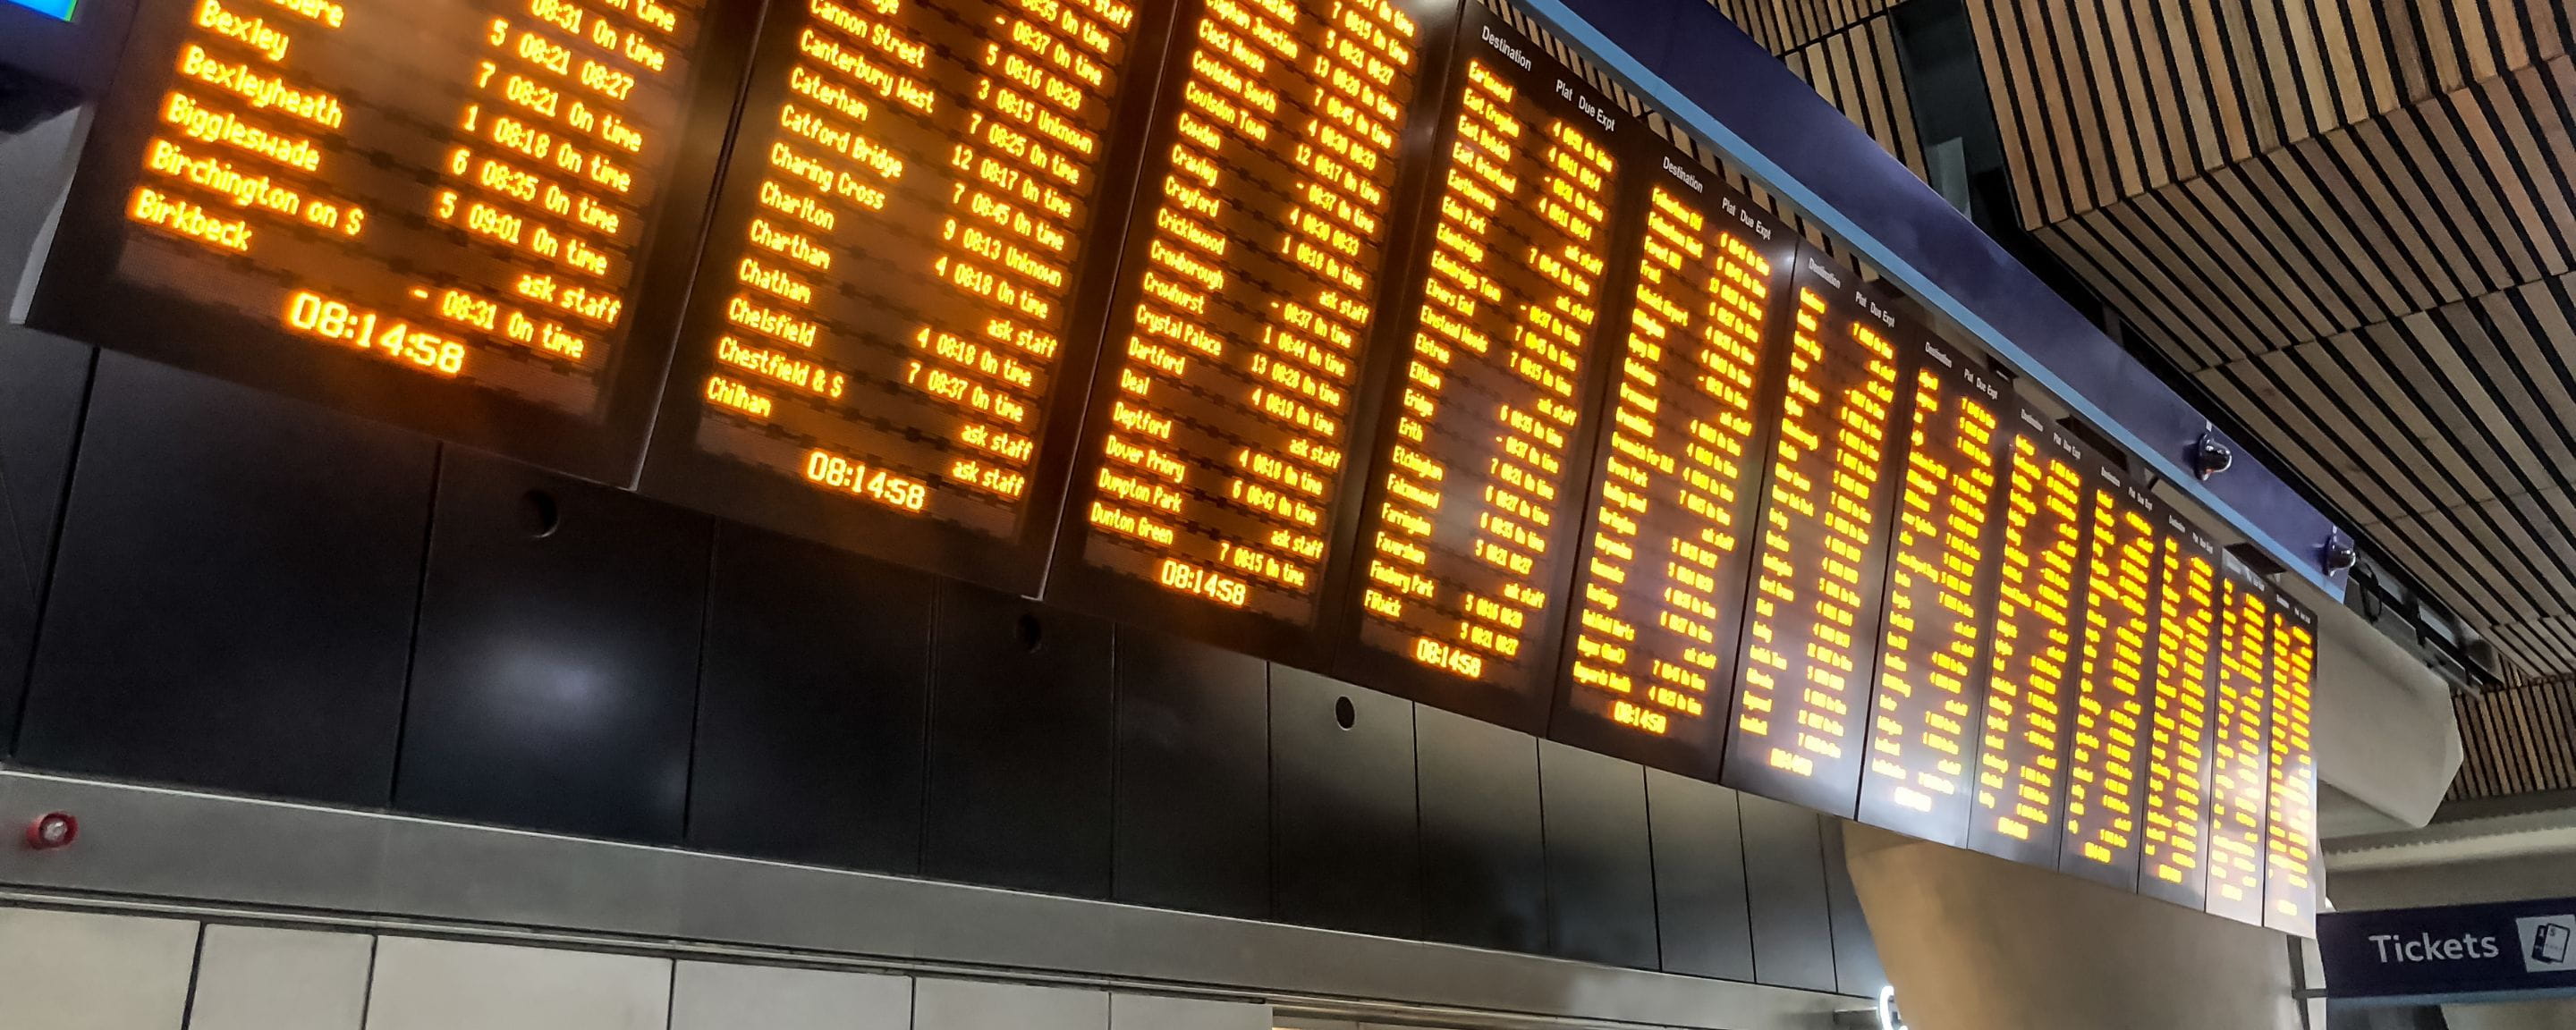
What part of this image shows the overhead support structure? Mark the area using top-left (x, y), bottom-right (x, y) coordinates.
top-left (1529, 0), bottom-right (2351, 600)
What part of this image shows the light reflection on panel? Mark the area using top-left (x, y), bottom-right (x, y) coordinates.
top-left (1048, 0), bottom-right (1439, 654)
top-left (1852, 338), bottom-right (2005, 846)
top-left (642, 0), bottom-right (1167, 590)
top-left (1546, 148), bottom-right (1795, 780)
top-left (1340, 3), bottom-right (1633, 730)
top-left (2055, 465), bottom-right (2159, 888)
top-left (2263, 595), bottom-right (2318, 937)
top-left (1716, 255), bottom-right (1909, 815)
top-left (2206, 558), bottom-right (2272, 925)
top-left (2137, 514), bottom-right (2221, 910)
top-left (1963, 410), bottom-right (2088, 867)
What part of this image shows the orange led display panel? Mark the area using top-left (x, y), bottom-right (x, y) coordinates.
top-left (24, 0), bottom-right (758, 480)
top-left (1544, 145), bottom-right (1799, 779)
top-left (2138, 512), bottom-right (2223, 910)
top-left (1716, 254), bottom-right (1913, 815)
top-left (1852, 337), bottom-right (2008, 845)
top-left (638, 0), bottom-right (1175, 590)
top-left (2264, 592), bottom-right (2319, 937)
top-left (1334, 3), bottom-right (1640, 730)
top-left (2055, 462), bottom-right (2161, 887)
top-left (2206, 555), bottom-right (2274, 925)
top-left (1963, 409), bottom-right (2091, 866)
top-left (1041, 0), bottom-right (1454, 654)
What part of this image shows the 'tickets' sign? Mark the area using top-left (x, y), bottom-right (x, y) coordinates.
top-left (2320, 899), bottom-right (2576, 1004)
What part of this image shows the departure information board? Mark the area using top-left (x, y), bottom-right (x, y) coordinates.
top-left (1546, 140), bottom-right (1797, 780)
top-left (2265, 594), bottom-right (2320, 936)
top-left (1042, 0), bottom-right (1453, 654)
top-left (638, 0), bottom-right (1174, 589)
top-left (2057, 463), bottom-right (2160, 887)
top-left (1964, 409), bottom-right (2089, 866)
top-left (1852, 336), bottom-right (2006, 845)
top-left (1716, 257), bottom-right (1911, 815)
top-left (1335, 2), bottom-right (1637, 730)
top-left (2138, 513), bottom-right (2222, 909)
top-left (28, 0), bottom-right (2334, 928)
top-left (25, 0), bottom-right (757, 480)
top-left (2207, 556), bottom-right (2274, 924)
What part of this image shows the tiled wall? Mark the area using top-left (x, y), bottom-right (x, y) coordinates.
top-left (0, 905), bottom-right (1268, 1030)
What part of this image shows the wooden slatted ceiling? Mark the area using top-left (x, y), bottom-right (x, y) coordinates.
top-left (1941, 0), bottom-right (2576, 680)
top-left (1782, 15), bottom-right (1928, 178)
top-left (1704, 0), bottom-right (1779, 50)
top-left (1683, 3), bottom-right (2576, 682)
top-left (1693, 0), bottom-right (1929, 179)
top-left (2449, 680), bottom-right (2576, 800)
top-left (1966, 0), bottom-right (2575, 228)
top-left (2191, 266), bottom-right (2576, 677)
top-left (1707, 0), bottom-right (1905, 55)
top-left (2038, 55), bottom-right (2576, 374)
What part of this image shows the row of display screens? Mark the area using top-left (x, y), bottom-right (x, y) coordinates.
top-left (18, 0), bottom-right (2320, 933)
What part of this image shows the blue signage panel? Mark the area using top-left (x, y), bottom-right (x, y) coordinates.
top-left (5, 0), bottom-right (77, 21)
top-left (2320, 899), bottom-right (2576, 1004)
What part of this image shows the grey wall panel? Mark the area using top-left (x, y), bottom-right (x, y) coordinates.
top-left (0, 907), bottom-right (199, 1030)
top-left (0, 330), bottom-right (86, 575)
top-left (187, 925), bottom-right (372, 1030)
top-left (918, 979), bottom-right (1108, 1030)
top-left (0, 327), bottom-right (88, 753)
top-left (1113, 629), bottom-right (1268, 918)
top-left (397, 451), bottom-right (710, 843)
top-left (1112, 994), bottom-right (1270, 1030)
top-left (373, 816), bottom-right (689, 938)
top-left (670, 962), bottom-right (911, 1030)
top-left (19, 354), bottom-right (432, 806)
top-left (1414, 705), bottom-right (1543, 953)
top-left (690, 524), bottom-right (932, 874)
top-left (1271, 666), bottom-right (1419, 938)
top-left (924, 585), bottom-right (1117, 898)
top-left (1740, 793), bottom-right (1837, 992)
top-left (0, 772), bottom-right (1863, 1028)
top-left (1539, 743), bottom-right (1658, 968)
top-left (1647, 771), bottom-right (1755, 981)
top-left (363, 936), bottom-right (673, 1030)
top-left (1819, 819), bottom-right (1886, 997)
